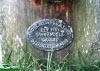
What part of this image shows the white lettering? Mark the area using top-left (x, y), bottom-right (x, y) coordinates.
top-left (35, 32), bottom-right (64, 37)
top-left (40, 38), bottom-right (58, 42)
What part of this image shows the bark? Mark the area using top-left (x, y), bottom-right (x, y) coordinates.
top-left (26, 0), bottom-right (73, 59)
top-left (1, 0), bottom-right (100, 62)
top-left (71, 0), bottom-right (97, 52)
top-left (26, 0), bottom-right (96, 59)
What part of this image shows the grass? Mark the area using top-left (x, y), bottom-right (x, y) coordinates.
top-left (1, 46), bottom-right (100, 71)
top-left (2, 38), bottom-right (100, 71)
top-left (11, 48), bottom-right (100, 71)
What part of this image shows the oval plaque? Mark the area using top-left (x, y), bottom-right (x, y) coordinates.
top-left (26, 19), bottom-right (74, 51)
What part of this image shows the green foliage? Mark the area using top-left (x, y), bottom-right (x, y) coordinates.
top-left (2, 37), bottom-right (100, 71)
top-left (2, 42), bottom-right (100, 71)
top-left (17, 48), bottom-right (100, 71)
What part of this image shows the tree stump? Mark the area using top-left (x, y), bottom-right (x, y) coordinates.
top-left (28, 0), bottom-right (74, 59)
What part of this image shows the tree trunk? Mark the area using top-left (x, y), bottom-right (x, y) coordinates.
top-left (27, 0), bottom-right (74, 59)
top-left (1, 0), bottom-right (100, 63)
top-left (26, 0), bottom-right (98, 59)
top-left (71, 0), bottom-right (99, 52)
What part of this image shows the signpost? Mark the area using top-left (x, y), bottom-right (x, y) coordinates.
top-left (26, 19), bottom-right (73, 51)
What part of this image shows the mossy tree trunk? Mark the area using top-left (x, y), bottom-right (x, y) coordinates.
top-left (71, 0), bottom-right (100, 54)
top-left (26, 0), bottom-right (74, 59)
top-left (27, 0), bottom-right (98, 59)
top-left (1, 0), bottom-right (100, 63)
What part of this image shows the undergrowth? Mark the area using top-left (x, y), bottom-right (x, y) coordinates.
top-left (11, 48), bottom-right (100, 71)
top-left (2, 39), bottom-right (100, 71)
